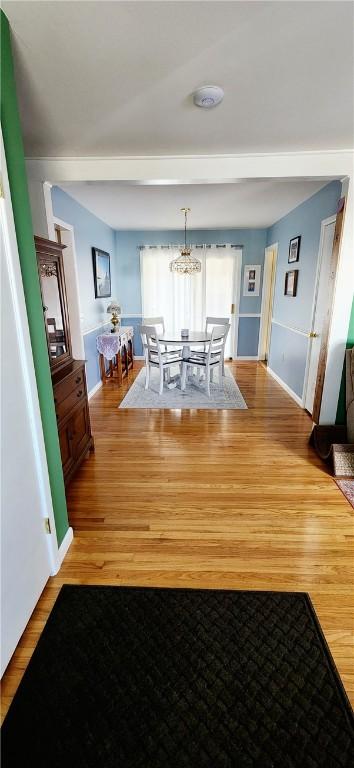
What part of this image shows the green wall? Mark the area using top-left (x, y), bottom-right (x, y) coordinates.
top-left (336, 297), bottom-right (354, 424)
top-left (1, 11), bottom-right (69, 545)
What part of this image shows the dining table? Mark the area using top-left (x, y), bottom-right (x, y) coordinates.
top-left (153, 330), bottom-right (222, 388)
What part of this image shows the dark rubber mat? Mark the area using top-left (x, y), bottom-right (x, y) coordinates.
top-left (2, 586), bottom-right (353, 767)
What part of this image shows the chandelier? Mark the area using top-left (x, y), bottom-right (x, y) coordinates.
top-left (169, 208), bottom-right (201, 275)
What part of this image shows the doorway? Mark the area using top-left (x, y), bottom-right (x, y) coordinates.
top-left (259, 243), bottom-right (278, 362)
top-left (304, 215), bottom-right (336, 415)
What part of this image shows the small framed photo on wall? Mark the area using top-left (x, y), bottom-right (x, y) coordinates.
top-left (92, 247), bottom-right (111, 298)
top-left (284, 269), bottom-right (299, 297)
top-left (288, 235), bottom-right (301, 263)
top-left (243, 264), bottom-right (261, 296)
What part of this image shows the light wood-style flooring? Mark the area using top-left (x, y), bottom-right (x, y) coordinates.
top-left (1, 362), bottom-right (353, 718)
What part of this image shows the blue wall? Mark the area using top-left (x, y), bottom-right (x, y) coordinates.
top-left (52, 186), bottom-right (118, 392)
top-left (267, 181), bottom-right (341, 398)
top-left (51, 187), bottom-right (117, 333)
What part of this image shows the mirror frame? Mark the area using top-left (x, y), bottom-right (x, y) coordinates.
top-left (35, 236), bottom-right (73, 373)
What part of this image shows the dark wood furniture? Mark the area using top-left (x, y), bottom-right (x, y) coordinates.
top-left (35, 236), bottom-right (94, 486)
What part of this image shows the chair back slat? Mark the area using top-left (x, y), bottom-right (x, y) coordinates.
top-left (205, 316), bottom-right (230, 331)
top-left (206, 324), bottom-right (230, 363)
top-left (139, 324), bottom-right (163, 363)
top-left (142, 316), bottom-right (165, 337)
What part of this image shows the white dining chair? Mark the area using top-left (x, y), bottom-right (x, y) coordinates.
top-left (190, 316), bottom-right (230, 377)
top-left (139, 325), bottom-right (183, 395)
top-left (181, 324), bottom-right (229, 397)
top-left (142, 316), bottom-right (182, 358)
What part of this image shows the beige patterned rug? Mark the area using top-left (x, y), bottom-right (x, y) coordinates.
top-left (119, 367), bottom-right (247, 410)
top-left (335, 479), bottom-right (354, 509)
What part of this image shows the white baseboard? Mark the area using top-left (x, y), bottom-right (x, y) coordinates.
top-left (52, 526), bottom-right (73, 575)
top-left (234, 356), bottom-right (259, 361)
top-left (88, 379), bottom-right (103, 400)
top-left (266, 365), bottom-right (304, 408)
top-left (134, 355), bottom-right (145, 360)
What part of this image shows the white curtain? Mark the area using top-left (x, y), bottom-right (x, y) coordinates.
top-left (141, 246), bottom-right (241, 358)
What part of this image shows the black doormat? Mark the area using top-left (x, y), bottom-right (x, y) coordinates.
top-left (2, 586), bottom-right (353, 767)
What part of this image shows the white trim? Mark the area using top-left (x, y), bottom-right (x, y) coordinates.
top-left (302, 215), bottom-right (336, 412)
top-left (271, 318), bottom-right (309, 338)
top-left (1, 129), bottom-right (61, 575)
top-left (26, 149), bottom-right (353, 183)
top-left (121, 313), bottom-right (143, 318)
top-left (134, 355), bottom-right (145, 360)
top-left (232, 250), bottom-right (242, 359)
top-left (52, 527), bottom-right (73, 575)
top-left (82, 320), bottom-right (111, 335)
top-left (235, 356), bottom-right (259, 360)
top-left (43, 181), bottom-right (55, 240)
top-left (53, 216), bottom-right (85, 360)
top-left (88, 380), bottom-right (103, 400)
top-left (239, 313), bottom-right (261, 318)
top-left (266, 365), bottom-right (304, 408)
top-left (259, 243), bottom-right (278, 360)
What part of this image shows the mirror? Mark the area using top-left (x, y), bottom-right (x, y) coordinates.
top-left (40, 261), bottom-right (68, 360)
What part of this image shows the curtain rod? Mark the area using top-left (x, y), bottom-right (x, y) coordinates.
top-left (138, 244), bottom-right (243, 250)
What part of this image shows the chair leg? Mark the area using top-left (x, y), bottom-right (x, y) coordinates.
top-left (145, 362), bottom-right (150, 390)
top-left (206, 365), bottom-right (211, 397)
top-left (222, 359), bottom-right (225, 377)
top-left (219, 362), bottom-right (223, 386)
top-left (181, 362), bottom-right (187, 391)
top-left (159, 365), bottom-right (164, 395)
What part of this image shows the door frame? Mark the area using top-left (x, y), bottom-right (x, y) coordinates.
top-left (303, 215), bottom-right (336, 413)
top-left (258, 242), bottom-right (278, 361)
top-left (53, 217), bottom-right (85, 360)
top-left (1, 129), bottom-right (72, 577)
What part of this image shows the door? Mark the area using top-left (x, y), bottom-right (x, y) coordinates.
top-left (1, 185), bottom-right (52, 675)
top-left (259, 244), bottom-right (277, 362)
top-left (304, 217), bottom-right (336, 415)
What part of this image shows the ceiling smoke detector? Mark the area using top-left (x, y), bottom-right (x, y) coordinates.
top-left (193, 85), bottom-right (224, 109)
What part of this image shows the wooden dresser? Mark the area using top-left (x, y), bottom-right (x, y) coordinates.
top-left (35, 235), bottom-right (94, 486)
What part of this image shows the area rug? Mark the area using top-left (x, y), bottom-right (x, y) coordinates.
top-left (119, 367), bottom-right (247, 409)
top-left (335, 478), bottom-right (354, 509)
top-left (2, 586), bottom-right (353, 767)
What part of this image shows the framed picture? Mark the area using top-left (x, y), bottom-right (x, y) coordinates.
top-left (284, 269), bottom-right (299, 297)
top-left (243, 264), bottom-right (261, 296)
top-left (92, 247), bottom-right (111, 298)
top-left (288, 235), bottom-right (301, 263)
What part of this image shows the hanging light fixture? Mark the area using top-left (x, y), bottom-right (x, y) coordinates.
top-left (169, 208), bottom-right (201, 275)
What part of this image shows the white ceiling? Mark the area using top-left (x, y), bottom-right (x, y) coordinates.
top-left (57, 180), bottom-right (328, 229)
top-left (4, 1), bottom-right (353, 158)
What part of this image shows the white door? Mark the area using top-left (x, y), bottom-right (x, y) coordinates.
top-left (1, 141), bottom-right (52, 676)
top-left (304, 217), bottom-right (336, 414)
top-left (259, 244), bottom-right (278, 361)
top-left (205, 247), bottom-right (241, 359)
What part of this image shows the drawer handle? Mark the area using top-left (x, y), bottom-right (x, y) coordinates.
top-left (75, 376), bottom-right (81, 384)
top-left (77, 389), bottom-right (83, 397)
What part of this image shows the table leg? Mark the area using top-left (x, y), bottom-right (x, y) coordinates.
top-left (117, 350), bottom-right (123, 385)
top-left (99, 353), bottom-right (107, 383)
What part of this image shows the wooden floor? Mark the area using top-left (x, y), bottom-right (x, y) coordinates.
top-left (1, 361), bottom-right (353, 718)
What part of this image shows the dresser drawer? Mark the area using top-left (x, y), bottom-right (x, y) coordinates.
top-left (56, 384), bottom-right (85, 423)
top-left (54, 366), bottom-right (85, 405)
